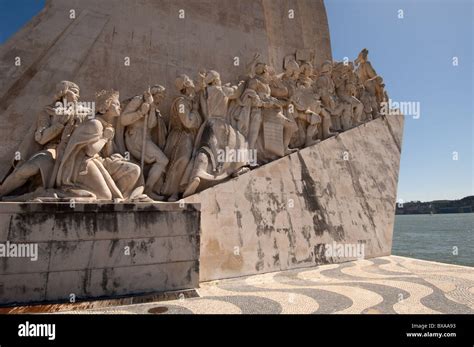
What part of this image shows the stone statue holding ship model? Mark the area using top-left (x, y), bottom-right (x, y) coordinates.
top-left (0, 49), bottom-right (389, 202)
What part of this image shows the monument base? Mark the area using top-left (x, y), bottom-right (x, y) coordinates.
top-left (0, 202), bottom-right (200, 305)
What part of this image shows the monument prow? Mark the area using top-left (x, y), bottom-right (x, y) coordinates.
top-left (186, 114), bottom-right (404, 281)
top-left (0, 0), bottom-right (405, 306)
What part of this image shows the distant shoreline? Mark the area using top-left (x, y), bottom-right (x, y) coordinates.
top-left (395, 195), bottom-right (473, 215)
top-left (396, 211), bottom-right (474, 216)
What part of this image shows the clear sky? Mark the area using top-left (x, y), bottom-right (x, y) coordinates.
top-left (0, 0), bottom-right (472, 202)
top-left (0, 0), bottom-right (45, 43)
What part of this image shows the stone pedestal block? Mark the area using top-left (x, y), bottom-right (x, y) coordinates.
top-left (0, 202), bottom-right (200, 305)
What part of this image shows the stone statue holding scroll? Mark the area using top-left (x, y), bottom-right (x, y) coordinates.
top-left (259, 58), bottom-right (299, 158)
top-left (229, 53), bottom-right (284, 154)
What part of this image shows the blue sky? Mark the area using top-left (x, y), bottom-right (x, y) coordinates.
top-left (0, 0), bottom-right (472, 202)
top-left (0, 0), bottom-right (45, 43)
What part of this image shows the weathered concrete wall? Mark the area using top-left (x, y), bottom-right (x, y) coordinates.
top-left (0, 0), bottom-right (332, 180)
top-left (186, 115), bottom-right (404, 281)
top-left (0, 202), bottom-right (200, 305)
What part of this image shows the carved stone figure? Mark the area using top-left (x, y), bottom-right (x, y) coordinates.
top-left (161, 75), bottom-right (202, 201)
top-left (313, 61), bottom-right (338, 132)
top-left (333, 62), bottom-right (363, 130)
top-left (288, 62), bottom-right (323, 147)
top-left (355, 48), bottom-right (388, 111)
top-left (56, 90), bottom-right (142, 201)
top-left (363, 76), bottom-right (384, 119)
top-left (291, 91), bottom-right (323, 147)
top-left (235, 54), bottom-right (266, 150)
top-left (297, 61), bottom-right (315, 88)
top-left (355, 48), bottom-right (378, 84)
top-left (309, 61), bottom-right (339, 136)
top-left (119, 86), bottom-right (169, 199)
top-left (357, 83), bottom-right (374, 122)
top-left (230, 53), bottom-right (284, 154)
top-left (261, 58), bottom-right (299, 157)
top-left (182, 70), bottom-right (249, 197)
top-left (0, 81), bottom-right (87, 199)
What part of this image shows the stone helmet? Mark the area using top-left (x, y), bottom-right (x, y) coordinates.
top-left (54, 80), bottom-right (79, 101)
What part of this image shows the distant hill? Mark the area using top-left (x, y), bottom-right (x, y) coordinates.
top-left (396, 196), bottom-right (474, 215)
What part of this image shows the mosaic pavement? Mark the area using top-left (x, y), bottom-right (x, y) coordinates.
top-left (69, 256), bottom-right (474, 314)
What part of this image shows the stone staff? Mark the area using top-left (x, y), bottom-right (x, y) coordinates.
top-left (140, 86), bottom-right (152, 170)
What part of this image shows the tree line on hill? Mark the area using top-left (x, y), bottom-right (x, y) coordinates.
top-left (396, 196), bottom-right (474, 215)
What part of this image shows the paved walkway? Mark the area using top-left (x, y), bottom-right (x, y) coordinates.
top-left (69, 256), bottom-right (474, 314)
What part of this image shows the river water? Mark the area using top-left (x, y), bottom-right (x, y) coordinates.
top-left (392, 213), bottom-right (474, 267)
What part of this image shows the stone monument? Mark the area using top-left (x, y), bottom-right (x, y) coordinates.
top-left (0, 0), bottom-right (403, 305)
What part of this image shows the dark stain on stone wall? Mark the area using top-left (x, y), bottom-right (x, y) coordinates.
top-left (314, 243), bottom-right (331, 264)
top-left (82, 269), bottom-right (92, 296)
top-left (337, 138), bottom-right (377, 234)
top-left (297, 151), bottom-right (320, 213)
top-left (284, 228), bottom-right (297, 265)
top-left (296, 151), bottom-right (345, 242)
top-left (301, 226), bottom-right (312, 245)
top-left (272, 237), bottom-right (280, 267)
top-left (109, 239), bottom-right (119, 258)
top-left (10, 213), bottom-right (50, 240)
top-left (235, 210), bottom-right (243, 229)
top-left (255, 240), bottom-right (265, 271)
top-left (244, 183), bottom-right (271, 236)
